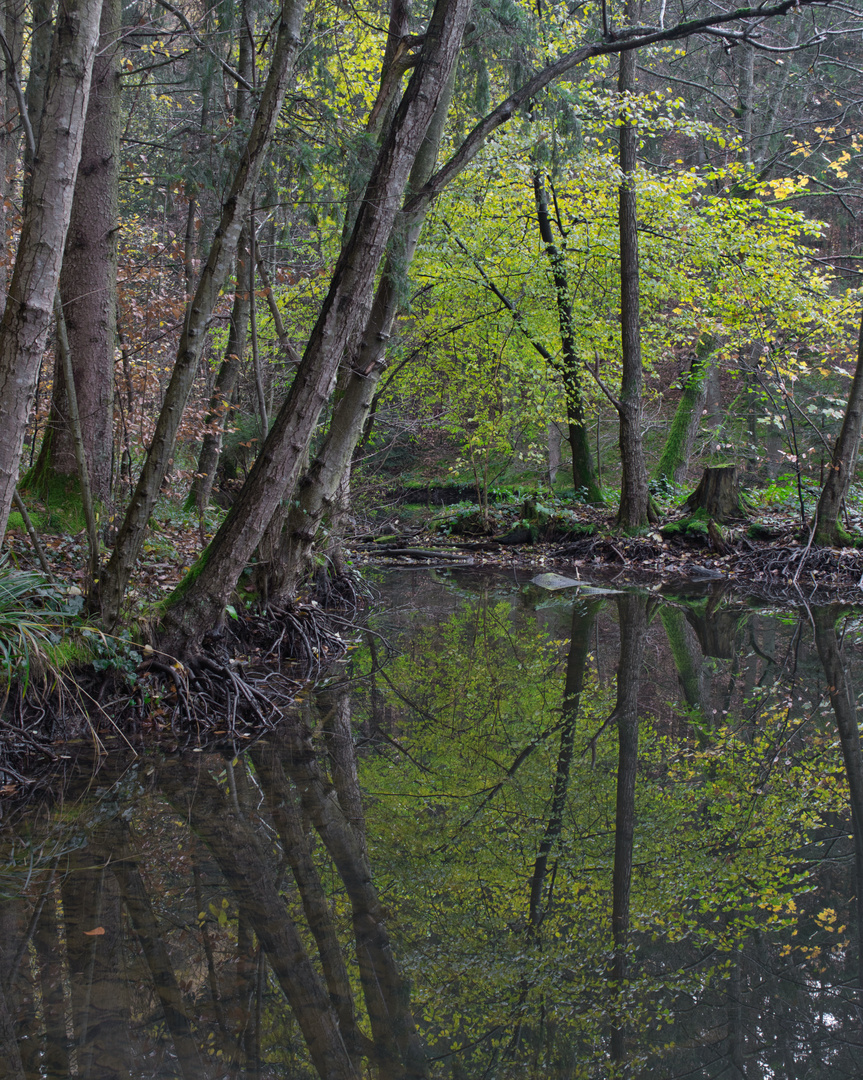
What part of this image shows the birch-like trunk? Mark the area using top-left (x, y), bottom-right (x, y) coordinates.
top-left (0, 0), bottom-right (103, 542)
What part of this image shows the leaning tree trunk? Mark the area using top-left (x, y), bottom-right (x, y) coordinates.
top-left (261, 55), bottom-right (457, 602)
top-left (160, 0), bottom-right (473, 655)
top-left (99, 0), bottom-right (307, 627)
top-left (30, 0), bottom-right (120, 504)
top-left (0, 0), bottom-right (104, 543)
top-left (609, 591), bottom-right (647, 1066)
top-left (186, 17), bottom-right (255, 516)
top-left (813, 310), bottom-right (863, 546)
top-left (615, 2), bottom-right (651, 530)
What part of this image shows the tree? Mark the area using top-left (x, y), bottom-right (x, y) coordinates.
top-left (0, 0), bottom-right (105, 542)
top-left (99, 0), bottom-right (309, 627)
top-left (813, 311), bottom-right (863, 546)
top-left (30, 0), bottom-right (122, 504)
top-left (160, 0), bottom-right (474, 651)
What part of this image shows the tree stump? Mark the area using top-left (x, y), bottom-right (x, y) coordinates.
top-left (682, 465), bottom-right (747, 523)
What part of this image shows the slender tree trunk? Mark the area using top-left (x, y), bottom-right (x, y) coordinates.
top-left (615, 2), bottom-right (651, 530)
top-left (186, 228), bottom-right (250, 515)
top-left (529, 600), bottom-right (599, 929)
top-left (532, 171), bottom-right (603, 504)
top-left (814, 311), bottom-right (863, 546)
top-left (187, 15), bottom-right (254, 515)
top-left (161, 0), bottom-right (472, 652)
top-left (30, 0), bottom-right (120, 503)
top-left (813, 605), bottom-right (863, 1000)
top-left (0, 0), bottom-right (103, 542)
top-left (99, 0), bottom-right (307, 625)
top-left (609, 592), bottom-right (647, 1068)
top-left (0, 0), bottom-right (24, 306)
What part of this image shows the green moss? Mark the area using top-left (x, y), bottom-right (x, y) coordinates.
top-left (660, 510), bottom-right (711, 541)
top-left (18, 470), bottom-right (89, 533)
top-left (160, 542), bottom-right (213, 611)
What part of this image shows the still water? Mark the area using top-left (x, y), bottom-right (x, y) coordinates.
top-left (2, 567), bottom-right (863, 1079)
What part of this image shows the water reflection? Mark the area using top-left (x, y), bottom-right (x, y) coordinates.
top-left (1, 571), bottom-right (863, 1078)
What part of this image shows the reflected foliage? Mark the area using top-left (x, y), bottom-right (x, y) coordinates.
top-left (1, 574), bottom-right (863, 1078)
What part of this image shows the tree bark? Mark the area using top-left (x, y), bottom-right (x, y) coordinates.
top-left (814, 310), bottom-right (863, 546)
top-left (0, 0), bottom-right (24, 307)
top-left (532, 171), bottom-right (603, 504)
top-left (615, 1), bottom-right (651, 530)
top-left (0, 0), bottom-right (104, 543)
top-left (99, 0), bottom-right (307, 626)
top-left (254, 20), bottom-right (456, 602)
top-left (161, 0), bottom-right (472, 652)
top-left (187, 15), bottom-right (255, 516)
top-left (31, 0), bottom-right (120, 503)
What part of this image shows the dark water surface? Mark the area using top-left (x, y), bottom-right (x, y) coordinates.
top-left (2, 568), bottom-right (863, 1078)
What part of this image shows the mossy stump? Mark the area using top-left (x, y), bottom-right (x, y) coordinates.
top-left (682, 465), bottom-right (749, 523)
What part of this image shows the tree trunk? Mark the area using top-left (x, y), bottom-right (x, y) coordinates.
top-left (256, 26), bottom-right (456, 603)
top-left (0, 0), bottom-right (24, 307)
top-left (186, 17), bottom-right (254, 516)
top-left (653, 335), bottom-right (714, 487)
top-left (185, 227), bottom-right (250, 515)
top-left (0, 0), bottom-right (104, 543)
top-left (99, 0), bottom-right (307, 626)
top-left (609, 591), bottom-right (646, 1067)
top-left (528, 600), bottom-right (599, 929)
top-left (615, 3), bottom-right (651, 530)
top-left (161, 0), bottom-right (472, 652)
top-left (813, 605), bottom-right (863, 999)
top-left (30, 0), bottom-right (120, 504)
top-left (814, 310), bottom-right (863, 546)
top-left (532, 171), bottom-right (603, 504)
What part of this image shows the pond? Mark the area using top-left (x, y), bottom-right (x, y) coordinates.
top-left (1, 567), bottom-right (862, 1079)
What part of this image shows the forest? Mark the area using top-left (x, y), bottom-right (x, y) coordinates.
top-left (4, 1), bottom-right (863, 1073)
top-left (0, 0), bottom-right (862, 680)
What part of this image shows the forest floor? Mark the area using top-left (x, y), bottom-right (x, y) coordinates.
top-left (5, 497), bottom-right (863, 614)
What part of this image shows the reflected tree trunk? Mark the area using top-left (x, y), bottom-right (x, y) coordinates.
top-left (61, 848), bottom-right (132, 1080)
top-left (529, 600), bottom-right (600, 928)
top-left (281, 723), bottom-right (429, 1080)
top-left (250, 743), bottom-right (365, 1072)
top-left (162, 757), bottom-right (360, 1080)
top-left (813, 605), bottom-right (863, 997)
top-left (107, 820), bottom-right (209, 1080)
top-left (610, 592), bottom-right (648, 1068)
top-left (33, 881), bottom-right (69, 1078)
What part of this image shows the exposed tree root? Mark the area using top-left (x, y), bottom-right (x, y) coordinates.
top-left (1, 599), bottom-right (363, 793)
